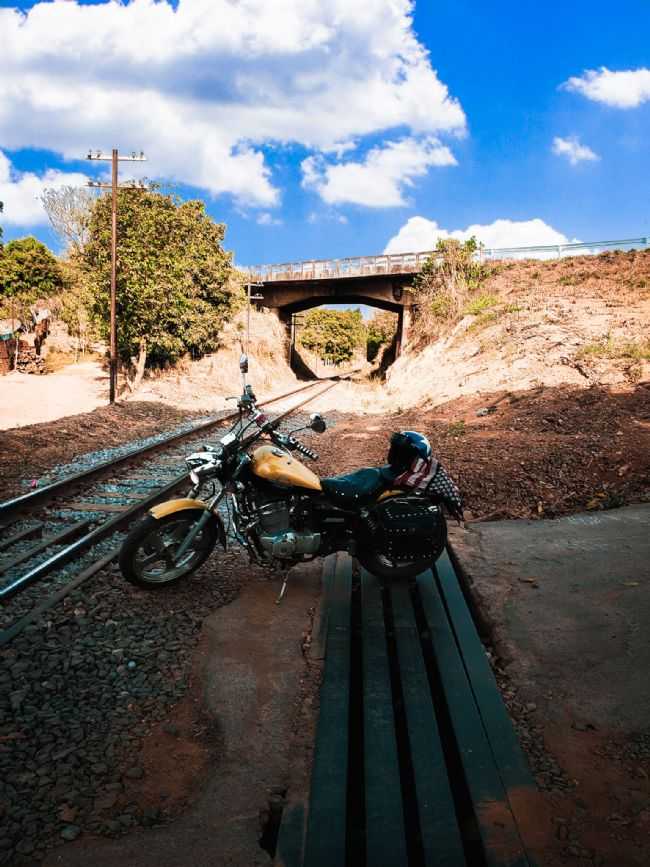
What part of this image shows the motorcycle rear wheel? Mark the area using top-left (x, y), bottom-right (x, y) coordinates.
top-left (119, 511), bottom-right (219, 589)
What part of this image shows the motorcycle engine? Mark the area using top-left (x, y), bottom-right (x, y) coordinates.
top-left (256, 495), bottom-right (321, 560)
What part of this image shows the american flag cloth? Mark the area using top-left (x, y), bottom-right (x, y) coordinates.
top-left (394, 458), bottom-right (463, 517)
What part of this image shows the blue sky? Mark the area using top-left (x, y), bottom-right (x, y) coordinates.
top-left (1, 0), bottom-right (648, 267)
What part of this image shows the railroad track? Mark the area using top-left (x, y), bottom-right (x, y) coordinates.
top-left (0, 377), bottom-right (341, 645)
top-left (274, 550), bottom-right (538, 867)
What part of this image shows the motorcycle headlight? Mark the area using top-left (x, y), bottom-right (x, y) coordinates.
top-left (190, 469), bottom-right (200, 485)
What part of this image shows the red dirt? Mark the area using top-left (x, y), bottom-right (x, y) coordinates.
top-left (121, 631), bottom-right (216, 819)
top-left (314, 381), bottom-right (650, 521)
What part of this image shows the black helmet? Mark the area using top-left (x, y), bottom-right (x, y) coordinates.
top-left (387, 430), bottom-right (432, 473)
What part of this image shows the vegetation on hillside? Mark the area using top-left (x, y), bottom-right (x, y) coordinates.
top-left (0, 237), bottom-right (63, 321)
top-left (81, 188), bottom-right (242, 375)
top-left (411, 237), bottom-right (495, 341)
top-left (0, 185), bottom-right (242, 383)
top-left (366, 310), bottom-right (397, 361)
top-left (298, 308), bottom-right (366, 364)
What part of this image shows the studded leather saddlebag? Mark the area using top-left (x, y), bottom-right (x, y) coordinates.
top-left (364, 496), bottom-right (447, 563)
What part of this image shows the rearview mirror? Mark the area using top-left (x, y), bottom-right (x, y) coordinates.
top-left (239, 353), bottom-right (249, 373)
top-left (309, 413), bottom-right (326, 434)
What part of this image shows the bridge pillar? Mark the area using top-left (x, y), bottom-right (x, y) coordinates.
top-left (395, 306), bottom-right (413, 357)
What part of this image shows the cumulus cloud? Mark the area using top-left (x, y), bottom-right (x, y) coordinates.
top-left (0, 150), bottom-right (88, 226)
top-left (384, 216), bottom-right (574, 254)
top-left (552, 136), bottom-right (599, 165)
top-left (301, 137), bottom-right (456, 207)
top-left (0, 0), bottom-right (466, 211)
top-left (562, 67), bottom-right (650, 109)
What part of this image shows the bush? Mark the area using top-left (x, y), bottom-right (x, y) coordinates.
top-left (411, 237), bottom-right (493, 339)
top-left (0, 236), bottom-right (63, 313)
top-left (299, 308), bottom-right (366, 364)
top-left (463, 293), bottom-right (498, 316)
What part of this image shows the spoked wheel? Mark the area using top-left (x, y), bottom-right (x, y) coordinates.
top-left (119, 510), bottom-right (219, 589)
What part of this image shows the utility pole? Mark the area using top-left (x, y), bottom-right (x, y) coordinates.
top-left (86, 149), bottom-right (147, 404)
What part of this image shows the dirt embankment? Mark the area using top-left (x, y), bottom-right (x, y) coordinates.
top-left (385, 249), bottom-right (650, 408)
top-left (133, 307), bottom-right (298, 411)
top-left (0, 308), bottom-right (297, 431)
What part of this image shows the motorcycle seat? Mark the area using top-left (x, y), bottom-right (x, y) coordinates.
top-left (321, 466), bottom-right (395, 507)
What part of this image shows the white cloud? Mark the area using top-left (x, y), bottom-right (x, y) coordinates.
top-left (256, 211), bottom-right (282, 226)
top-left (384, 216), bottom-right (574, 254)
top-left (301, 137), bottom-right (456, 207)
top-left (562, 67), bottom-right (650, 109)
top-left (306, 210), bottom-right (348, 224)
top-left (0, 0), bottom-right (466, 212)
top-left (552, 136), bottom-right (599, 166)
top-left (0, 150), bottom-right (88, 226)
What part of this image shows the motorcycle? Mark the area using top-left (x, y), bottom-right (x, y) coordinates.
top-left (119, 354), bottom-right (462, 596)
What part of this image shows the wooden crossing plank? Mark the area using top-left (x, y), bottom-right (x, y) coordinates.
top-left (275, 803), bottom-right (306, 867)
top-left (390, 580), bottom-right (467, 867)
top-left (417, 570), bottom-right (531, 867)
top-left (361, 568), bottom-right (408, 867)
top-left (302, 554), bottom-right (352, 867)
top-left (436, 551), bottom-right (539, 850)
top-left (309, 553), bottom-right (339, 661)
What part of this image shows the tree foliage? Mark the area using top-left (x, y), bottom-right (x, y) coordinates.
top-left (366, 310), bottom-right (397, 361)
top-left (81, 188), bottom-right (243, 366)
top-left (298, 308), bottom-right (366, 364)
top-left (0, 236), bottom-right (63, 309)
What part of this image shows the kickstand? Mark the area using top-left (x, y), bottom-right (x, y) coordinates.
top-left (275, 575), bottom-right (289, 605)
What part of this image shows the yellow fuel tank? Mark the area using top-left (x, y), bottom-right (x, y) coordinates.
top-left (251, 445), bottom-right (322, 491)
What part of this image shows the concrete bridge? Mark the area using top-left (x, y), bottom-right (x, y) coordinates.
top-left (247, 250), bottom-right (434, 356)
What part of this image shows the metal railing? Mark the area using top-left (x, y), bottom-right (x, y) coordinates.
top-left (246, 236), bottom-right (649, 282)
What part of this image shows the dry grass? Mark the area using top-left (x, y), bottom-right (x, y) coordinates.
top-left (577, 336), bottom-right (650, 362)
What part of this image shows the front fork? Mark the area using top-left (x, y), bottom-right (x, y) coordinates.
top-left (172, 490), bottom-right (226, 564)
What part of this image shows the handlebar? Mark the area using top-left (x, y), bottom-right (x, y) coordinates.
top-left (289, 437), bottom-right (319, 461)
top-left (270, 430), bottom-right (319, 461)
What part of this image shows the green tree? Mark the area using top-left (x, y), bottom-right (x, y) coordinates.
top-left (82, 188), bottom-right (243, 376)
top-left (0, 236), bottom-right (63, 302)
top-left (366, 310), bottom-right (397, 361)
top-left (299, 308), bottom-right (366, 364)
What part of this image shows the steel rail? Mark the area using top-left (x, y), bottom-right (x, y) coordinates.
top-left (0, 377), bottom-right (341, 615)
top-left (0, 377), bottom-right (335, 522)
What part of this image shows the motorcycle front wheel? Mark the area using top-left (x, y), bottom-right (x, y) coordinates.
top-left (119, 510), bottom-right (219, 589)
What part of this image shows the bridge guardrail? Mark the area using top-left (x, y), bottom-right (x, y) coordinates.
top-left (246, 236), bottom-right (649, 282)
